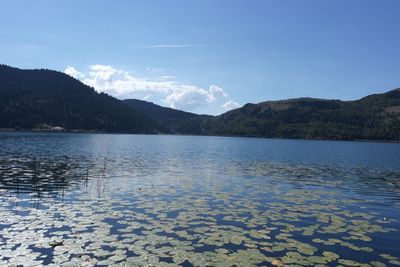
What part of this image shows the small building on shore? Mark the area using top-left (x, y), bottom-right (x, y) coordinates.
top-left (50, 126), bottom-right (65, 132)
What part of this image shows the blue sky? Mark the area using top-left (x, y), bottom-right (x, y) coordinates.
top-left (1, 0), bottom-right (400, 114)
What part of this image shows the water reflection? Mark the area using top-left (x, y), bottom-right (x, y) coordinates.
top-left (1, 156), bottom-right (399, 202)
top-left (0, 157), bottom-right (79, 198)
top-left (0, 132), bottom-right (400, 266)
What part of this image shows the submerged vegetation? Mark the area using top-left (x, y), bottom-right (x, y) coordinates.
top-left (1, 163), bottom-right (399, 266)
top-left (0, 133), bottom-right (400, 266)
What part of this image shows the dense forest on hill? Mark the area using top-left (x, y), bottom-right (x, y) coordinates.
top-left (0, 65), bottom-right (157, 133)
top-left (1, 64), bottom-right (400, 141)
top-left (123, 99), bottom-right (211, 134)
top-left (199, 89), bottom-right (400, 141)
top-left (124, 91), bottom-right (400, 141)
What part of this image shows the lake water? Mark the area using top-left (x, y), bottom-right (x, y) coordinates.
top-left (0, 132), bottom-right (399, 266)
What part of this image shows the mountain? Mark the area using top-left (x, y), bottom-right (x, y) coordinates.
top-left (1, 64), bottom-right (400, 141)
top-left (201, 89), bottom-right (400, 141)
top-left (124, 90), bottom-right (400, 141)
top-left (0, 64), bottom-right (157, 132)
top-left (123, 99), bottom-right (211, 134)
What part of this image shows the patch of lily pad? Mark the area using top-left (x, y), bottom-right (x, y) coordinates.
top-left (0, 158), bottom-right (399, 266)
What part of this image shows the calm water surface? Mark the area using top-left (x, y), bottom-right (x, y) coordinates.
top-left (0, 132), bottom-right (399, 266)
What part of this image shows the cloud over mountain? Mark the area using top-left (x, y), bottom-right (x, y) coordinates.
top-left (222, 100), bottom-right (241, 111)
top-left (64, 65), bottom-right (236, 112)
top-left (64, 66), bottom-right (84, 79)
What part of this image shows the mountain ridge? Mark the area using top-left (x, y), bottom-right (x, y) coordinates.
top-left (0, 64), bottom-right (158, 133)
top-left (201, 87), bottom-right (400, 141)
top-left (1, 64), bottom-right (400, 141)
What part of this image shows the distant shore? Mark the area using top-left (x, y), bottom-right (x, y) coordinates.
top-left (1, 128), bottom-right (399, 144)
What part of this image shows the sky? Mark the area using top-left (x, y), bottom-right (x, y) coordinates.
top-left (1, 0), bottom-right (400, 115)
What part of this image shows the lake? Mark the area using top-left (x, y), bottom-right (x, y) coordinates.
top-left (0, 132), bottom-right (399, 266)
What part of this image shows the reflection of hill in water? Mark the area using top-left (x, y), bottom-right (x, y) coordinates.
top-left (1, 153), bottom-right (399, 203)
top-left (0, 156), bottom-right (95, 198)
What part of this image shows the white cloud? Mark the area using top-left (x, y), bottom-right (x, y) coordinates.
top-left (222, 100), bottom-right (241, 111)
top-left (164, 84), bottom-right (226, 109)
top-left (145, 67), bottom-right (164, 72)
top-left (135, 44), bottom-right (214, 48)
top-left (64, 64), bottom-right (235, 112)
top-left (64, 66), bottom-right (84, 79)
top-left (87, 64), bottom-right (117, 80)
top-left (143, 95), bottom-right (152, 100)
top-left (158, 75), bottom-right (175, 81)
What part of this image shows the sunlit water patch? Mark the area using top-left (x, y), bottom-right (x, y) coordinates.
top-left (0, 132), bottom-right (400, 266)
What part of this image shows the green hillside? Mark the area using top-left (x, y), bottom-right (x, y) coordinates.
top-left (0, 65), bottom-right (157, 133)
top-left (1, 64), bottom-right (399, 141)
top-left (202, 89), bottom-right (400, 141)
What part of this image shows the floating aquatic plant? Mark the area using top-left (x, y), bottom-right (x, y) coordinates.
top-left (0, 156), bottom-right (399, 267)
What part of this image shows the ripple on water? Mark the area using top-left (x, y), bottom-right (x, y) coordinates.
top-left (0, 132), bottom-right (399, 266)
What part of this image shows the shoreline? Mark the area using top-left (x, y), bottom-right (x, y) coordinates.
top-left (1, 128), bottom-right (399, 144)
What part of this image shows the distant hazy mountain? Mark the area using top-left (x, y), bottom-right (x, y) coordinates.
top-left (1, 64), bottom-right (399, 141)
top-left (0, 64), bottom-right (157, 133)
